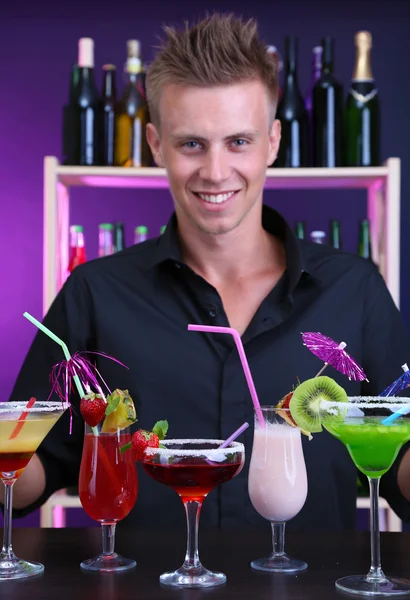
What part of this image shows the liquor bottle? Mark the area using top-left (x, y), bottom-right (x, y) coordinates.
top-left (294, 221), bottom-right (306, 240)
top-left (62, 64), bottom-right (79, 165)
top-left (64, 38), bottom-right (101, 165)
top-left (305, 46), bottom-right (322, 166)
top-left (67, 225), bottom-right (86, 273)
top-left (310, 231), bottom-right (326, 244)
top-left (274, 37), bottom-right (308, 168)
top-left (134, 226), bottom-right (148, 244)
top-left (159, 225), bottom-right (167, 235)
top-left (100, 64), bottom-right (117, 166)
top-left (312, 37), bottom-right (343, 167)
top-left (98, 223), bottom-right (115, 257)
top-left (344, 32), bottom-right (380, 166)
top-left (266, 45), bottom-right (283, 98)
top-left (358, 219), bottom-right (372, 259)
top-left (114, 40), bottom-right (152, 167)
top-left (114, 222), bottom-right (126, 252)
top-left (329, 219), bottom-right (342, 249)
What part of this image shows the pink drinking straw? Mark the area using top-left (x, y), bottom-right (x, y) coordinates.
top-left (218, 422), bottom-right (249, 449)
top-left (188, 324), bottom-right (265, 428)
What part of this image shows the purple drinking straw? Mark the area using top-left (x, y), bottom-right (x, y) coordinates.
top-left (188, 324), bottom-right (265, 428)
top-left (218, 422), bottom-right (249, 448)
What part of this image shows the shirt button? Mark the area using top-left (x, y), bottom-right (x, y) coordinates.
top-left (209, 309), bottom-right (216, 318)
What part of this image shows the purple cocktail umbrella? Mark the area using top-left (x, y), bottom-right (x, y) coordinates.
top-left (379, 363), bottom-right (410, 397)
top-left (302, 331), bottom-right (368, 381)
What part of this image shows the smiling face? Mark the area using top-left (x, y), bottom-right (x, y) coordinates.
top-left (146, 79), bottom-right (281, 237)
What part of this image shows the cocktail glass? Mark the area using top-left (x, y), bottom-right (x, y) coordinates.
top-left (142, 438), bottom-right (245, 588)
top-left (78, 421), bottom-right (138, 572)
top-left (324, 397), bottom-right (410, 596)
top-left (248, 407), bottom-right (308, 572)
top-left (0, 401), bottom-right (66, 580)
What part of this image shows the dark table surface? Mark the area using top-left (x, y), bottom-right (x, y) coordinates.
top-left (2, 527), bottom-right (410, 599)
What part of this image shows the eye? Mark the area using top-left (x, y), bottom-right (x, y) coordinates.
top-left (231, 138), bottom-right (248, 147)
top-left (182, 141), bottom-right (202, 149)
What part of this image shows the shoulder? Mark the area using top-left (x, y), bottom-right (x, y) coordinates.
top-left (299, 239), bottom-right (380, 282)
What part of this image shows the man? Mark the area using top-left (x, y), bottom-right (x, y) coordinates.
top-left (4, 14), bottom-right (410, 532)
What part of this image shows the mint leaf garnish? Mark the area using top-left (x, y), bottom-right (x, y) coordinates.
top-left (105, 394), bottom-right (120, 416)
top-left (152, 420), bottom-right (168, 440)
top-left (120, 442), bottom-right (132, 454)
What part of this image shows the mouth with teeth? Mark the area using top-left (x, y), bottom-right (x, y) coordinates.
top-left (193, 190), bottom-right (238, 205)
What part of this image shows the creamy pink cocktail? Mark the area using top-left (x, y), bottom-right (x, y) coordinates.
top-left (248, 407), bottom-right (308, 572)
top-left (249, 423), bottom-right (307, 522)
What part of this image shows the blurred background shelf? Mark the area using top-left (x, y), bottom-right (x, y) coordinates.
top-left (43, 155), bottom-right (401, 314)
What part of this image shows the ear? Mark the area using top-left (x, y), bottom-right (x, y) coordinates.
top-left (267, 119), bottom-right (281, 167)
top-left (146, 123), bottom-right (165, 167)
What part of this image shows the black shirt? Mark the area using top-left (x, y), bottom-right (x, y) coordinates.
top-left (9, 205), bottom-right (410, 531)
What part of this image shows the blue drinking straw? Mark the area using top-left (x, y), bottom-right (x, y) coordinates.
top-left (382, 405), bottom-right (410, 425)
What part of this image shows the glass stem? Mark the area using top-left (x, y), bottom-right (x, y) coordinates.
top-left (101, 523), bottom-right (116, 557)
top-left (366, 476), bottom-right (385, 582)
top-left (271, 522), bottom-right (286, 556)
top-left (182, 500), bottom-right (202, 570)
top-left (1, 482), bottom-right (16, 560)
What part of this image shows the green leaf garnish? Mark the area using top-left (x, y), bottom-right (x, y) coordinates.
top-left (120, 442), bottom-right (132, 454)
top-left (105, 394), bottom-right (121, 416)
top-left (152, 420), bottom-right (169, 440)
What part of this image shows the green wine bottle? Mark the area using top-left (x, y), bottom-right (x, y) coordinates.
top-left (330, 219), bottom-right (342, 249)
top-left (344, 32), bottom-right (380, 167)
top-left (358, 219), bottom-right (372, 260)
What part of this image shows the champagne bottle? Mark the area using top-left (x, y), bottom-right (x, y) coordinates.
top-left (65, 38), bottom-right (101, 165)
top-left (313, 37), bottom-right (343, 167)
top-left (114, 40), bottom-right (152, 167)
top-left (329, 219), bottom-right (342, 249)
top-left (358, 219), bottom-right (372, 259)
top-left (275, 36), bottom-right (308, 168)
top-left (101, 64), bottom-right (117, 166)
top-left (305, 46), bottom-right (322, 166)
top-left (345, 32), bottom-right (380, 166)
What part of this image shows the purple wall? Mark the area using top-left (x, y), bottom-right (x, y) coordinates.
top-left (1, 0), bottom-right (409, 527)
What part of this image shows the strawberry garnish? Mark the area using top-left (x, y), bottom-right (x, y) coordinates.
top-left (131, 430), bottom-right (160, 461)
top-left (80, 393), bottom-right (106, 427)
top-left (120, 419), bottom-right (169, 459)
top-left (277, 391), bottom-right (298, 427)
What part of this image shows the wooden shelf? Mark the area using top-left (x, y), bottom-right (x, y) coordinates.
top-left (43, 156), bottom-right (401, 313)
top-left (56, 164), bottom-right (388, 190)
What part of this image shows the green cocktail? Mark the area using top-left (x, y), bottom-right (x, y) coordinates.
top-left (289, 381), bottom-right (410, 597)
top-left (325, 416), bottom-right (410, 478)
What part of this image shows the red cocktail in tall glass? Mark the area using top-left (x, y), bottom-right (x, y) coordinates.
top-left (78, 422), bottom-right (138, 572)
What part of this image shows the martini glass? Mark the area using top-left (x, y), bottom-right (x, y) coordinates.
top-left (0, 401), bottom-right (66, 580)
top-left (78, 421), bottom-right (138, 572)
top-left (323, 397), bottom-right (410, 596)
top-left (142, 439), bottom-right (245, 588)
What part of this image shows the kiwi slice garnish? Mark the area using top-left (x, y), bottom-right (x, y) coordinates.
top-left (289, 376), bottom-right (348, 433)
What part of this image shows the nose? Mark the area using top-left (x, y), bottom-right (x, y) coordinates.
top-left (199, 146), bottom-right (231, 184)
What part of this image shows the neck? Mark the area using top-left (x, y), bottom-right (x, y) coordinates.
top-left (177, 206), bottom-right (285, 284)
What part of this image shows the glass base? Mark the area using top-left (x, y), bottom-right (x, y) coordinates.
top-left (80, 553), bottom-right (136, 573)
top-left (336, 575), bottom-right (410, 597)
top-left (160, 565), bottom-right (227, 588)
top-left (0, 556), bottom-right (44, 580)
top-left (251, 553), bottom-right (308, 573)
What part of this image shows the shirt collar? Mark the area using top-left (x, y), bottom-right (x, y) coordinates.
top-left (143, 205), bottom-right (319, 291)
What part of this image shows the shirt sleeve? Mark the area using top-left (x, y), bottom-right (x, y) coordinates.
top-left (8, 267), bottom-right (95, 518)
top-left (360, 263), bottom-right (410, 522)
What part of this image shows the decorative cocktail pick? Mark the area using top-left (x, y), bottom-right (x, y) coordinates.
top-left (380, 363), bottom-right (410, 397)
top-left (302, 332), bottom-right (368, 382)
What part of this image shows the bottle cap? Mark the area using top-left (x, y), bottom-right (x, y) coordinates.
top-left (99, 223), bottom-right (114, 230)
top-left (78, 37), bottom-right (94, 68)
top-left (135, 225), bottom-right (148, 234)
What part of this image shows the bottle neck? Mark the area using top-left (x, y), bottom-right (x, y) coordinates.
top-left (103, 73), bottom-right (116, 98)
top-left (353, 44), bottom-right (373, 81)
top-left (70, 231), bottom-right (85, 248)
top-left (284, 37), bottom-right (298, 77)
